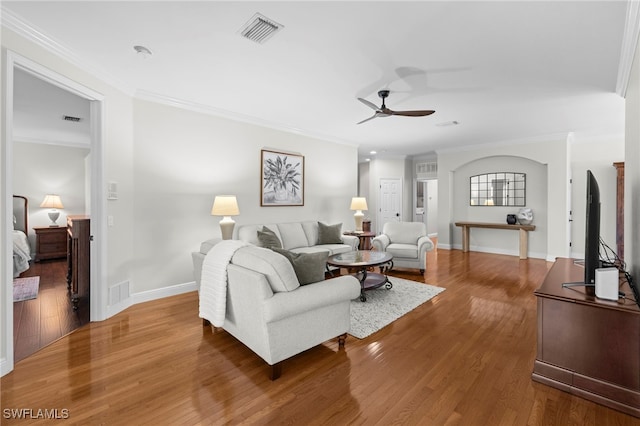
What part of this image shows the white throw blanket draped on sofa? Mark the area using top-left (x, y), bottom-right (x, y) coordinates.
top-left (199, 239), bottom-right (249, 327)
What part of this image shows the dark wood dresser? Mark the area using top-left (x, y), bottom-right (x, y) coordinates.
top-left (66, 215), bottom-right (90, 311)
top-left (532, 258), bottom-right (640, 417)
top-left (33, 226), bottom-right (67, 261)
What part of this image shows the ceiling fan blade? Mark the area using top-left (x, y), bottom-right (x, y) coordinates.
top-left (358, 98), bottom-right (381, 112)
top-left (388, 109), bottom-right (435, 117)
top-left (357, 114), bottom-right (379, 125)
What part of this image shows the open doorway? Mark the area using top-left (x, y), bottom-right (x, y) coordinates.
top-left (415, 179), bottom-right (438, 236)
top-left (3, 51), bottom-right (105, 375)
top-left (12, 68), bottom-right (91, 362)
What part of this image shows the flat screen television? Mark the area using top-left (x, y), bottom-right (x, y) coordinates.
top-left (583, 169), bottom-right (600, 296)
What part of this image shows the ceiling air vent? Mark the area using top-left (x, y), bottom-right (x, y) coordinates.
top-left (239, 13), bottom-right (283, 44)
top-left (63, 115), bottom-right (81, 122)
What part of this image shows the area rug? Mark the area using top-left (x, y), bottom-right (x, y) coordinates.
top-left (13, 276), bottom-right (40, 302)
top-left (349, 277), bottom-right (445, 339)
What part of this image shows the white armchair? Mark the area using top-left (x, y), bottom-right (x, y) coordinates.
top-left (371, 221), bottom-right (434, 274)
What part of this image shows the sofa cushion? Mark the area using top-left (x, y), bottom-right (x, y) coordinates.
top-left (237, 224), bottom-right (280, 245)
top-left (290, 244), bottom-right (351, 256)
top-left (386, 243), bottom-right (419, 259)
top-left (277, 222), bottom-right (310, 250)
top-left (231, 246), bottom-right (300, 292)
top-left (318, 222), bottom-right (343, 244)
top-left (383, 222), bottom-right (427, 245)
top-left (272, 248), bottom-right (328, 285)
top-left (257, 226), bottom-right (282, 249)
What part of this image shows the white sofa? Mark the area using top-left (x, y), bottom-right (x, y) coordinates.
top-left (371, 221), bottom-right (435, 274)
top-left (192, 221), bottom-right (358, 288)
top-left (195, 242), bottom-right (360, 379)
top-left (236, 220), bottom-right (358, 255)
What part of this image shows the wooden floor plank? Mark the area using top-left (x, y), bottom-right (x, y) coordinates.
top-left (12, 259), bottom-right (88, 362)
top-left (2, 249), bottom-right (639, 424)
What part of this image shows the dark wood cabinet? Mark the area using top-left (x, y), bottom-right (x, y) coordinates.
top-left (66, 215), bottom-right (90, 311)
top-left (33, 226), bottom-right (68, 261)
top-left (532, 258), bottom-right (640, 418)
top-left (613, 162), bottom-right (624, 260)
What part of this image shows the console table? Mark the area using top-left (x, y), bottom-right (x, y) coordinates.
top-left (454, 221), bottom-right (535, 259)
top-left (532, 258), bottom-right (640, 418)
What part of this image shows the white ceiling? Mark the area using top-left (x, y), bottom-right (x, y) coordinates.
top-left (3, 1), bottom-right (630, 160)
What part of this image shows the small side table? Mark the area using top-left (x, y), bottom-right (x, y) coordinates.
top-left (33, 226), bottom-right (68, 261)
top-left (343, 231), bottom-right (376, 250)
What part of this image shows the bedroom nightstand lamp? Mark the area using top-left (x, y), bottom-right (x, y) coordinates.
top-left (211, 195), bottom-right (240, 240)
top-left (40, 194), bottom-right (64, 227)
top-left (350, 197), bottom-right (368, 232)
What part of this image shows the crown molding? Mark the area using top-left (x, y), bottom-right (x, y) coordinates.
top-left (1, 6), bottom-right (135, 96)
top-left (2, 6), bottom-right (359, 150)
top-left (135, 89), bottom-right (359, 148)
top-left (616, 0), bottom-right (640, 98)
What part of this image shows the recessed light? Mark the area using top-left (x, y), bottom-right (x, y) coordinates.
top-left (370, 150), bottom-right (377, 155)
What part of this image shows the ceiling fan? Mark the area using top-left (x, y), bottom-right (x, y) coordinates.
top-left (357, 90), bottom-right (435, 124)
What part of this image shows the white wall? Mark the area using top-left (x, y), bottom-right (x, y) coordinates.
top-left (425, 179), bottom-right (438, 235)
top-left (131, 100), bottom-right (358, 293)
top-left (625, 37), bottom-right (640, 279)
top-left (13, 142), bottom-right (90, 251)
top-left (569, 134), bottom-right (624, 258)
top-left (437, 134), bottom-right (623, 260)
top-left (437, 136), bottom-right (571, 260)
top-left (449, 155), bottom-right (548, 259)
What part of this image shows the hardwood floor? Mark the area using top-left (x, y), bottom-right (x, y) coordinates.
top-left (2, 249), bottom-right (638, 425)
top-left (13, 259), bottom-right (88, 363)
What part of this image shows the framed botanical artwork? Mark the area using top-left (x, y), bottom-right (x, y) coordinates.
top-left (261, 149), bottom-right (304, 206)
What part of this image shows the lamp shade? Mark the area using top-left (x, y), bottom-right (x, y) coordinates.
top-left (211, 195), bottom-right (240, 216)
top-left (40, 194), bottom-right (64, 209)
top-left (350, 197), bottom-right (368, 211)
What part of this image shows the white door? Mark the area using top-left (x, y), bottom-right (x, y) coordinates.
top-left (379, 178), bottom-right (402, 232)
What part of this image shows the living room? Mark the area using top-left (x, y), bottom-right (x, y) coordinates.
top-left (3, 1), bottom-right (640, 423)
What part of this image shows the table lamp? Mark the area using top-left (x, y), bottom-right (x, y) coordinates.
top-left (40, 194), bottom-right (64, 227)
top-left (211, 195), bottom-right (240, 240)
top-left (350, 197), bottom-right (368, 232)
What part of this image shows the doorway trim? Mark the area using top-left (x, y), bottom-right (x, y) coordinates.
top-left (2, 50), bottom-right (106, 376)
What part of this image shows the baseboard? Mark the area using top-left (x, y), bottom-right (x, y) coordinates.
top-left (105, 281), bottom-right (198, 318)
top-left (106, 298), bottom-right (134, 319)
top-left (132, 280), bottom-right (197, 305)
top-left (450, 243), bottom-right (547, 260)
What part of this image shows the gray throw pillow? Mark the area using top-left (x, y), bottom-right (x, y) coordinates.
top-left (272, 248), bottom-right (328, 285)
top-left (318, 222), bottom-right (343, 244)
top-left (257, 226), bottom-right (282, 249)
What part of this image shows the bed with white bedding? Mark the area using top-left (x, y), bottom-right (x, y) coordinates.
top-left (13, 195), bottom-right (31, 278)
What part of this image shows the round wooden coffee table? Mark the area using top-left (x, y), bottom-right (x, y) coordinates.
top-left (327, 250), bottom-right (393, 302)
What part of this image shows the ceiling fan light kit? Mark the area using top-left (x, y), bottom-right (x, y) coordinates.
top-left (356, 90), bottom-right (435, 124)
